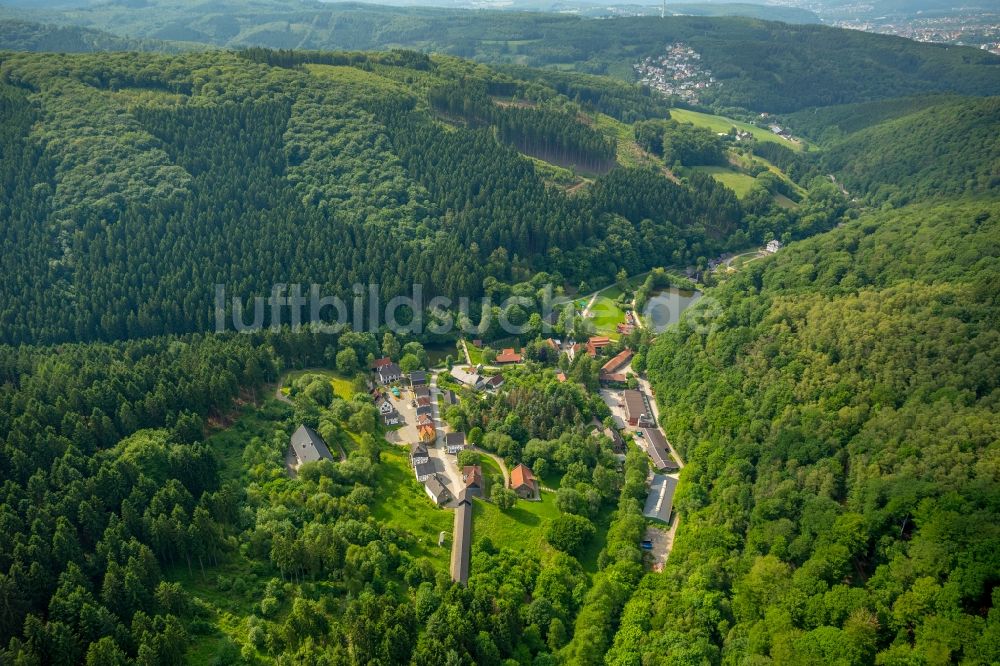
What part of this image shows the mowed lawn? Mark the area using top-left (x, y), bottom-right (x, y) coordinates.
top-left (371, 443), bottom-right (453, 571)
top-left (590, 294), bottom-right (625, 336)
top-left (669, 108), bottom-right (806, 150)
top-left (471, 491), bottom-right (561, 556)
top-left (471, 491), bottom-right (612, 575)
top-left (692, 166), bottom-right (759, 198)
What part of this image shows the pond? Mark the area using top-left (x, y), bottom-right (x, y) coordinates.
top-left (643, 288), bottom-right (702, 331)
top-left (424, 341), bottom-right (461, 368)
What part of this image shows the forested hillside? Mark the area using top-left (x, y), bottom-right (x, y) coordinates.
top-left (0, 48), bottom-right (827, 346)
top-left (0, 5), bottom-right (998, 663)
top-left (624, 199), bottom-right (1000, 664)
top-left (818, 97), bottom-right (1000, 205)
top-left (2, 2), bottom-right (999, 112)
top-left (0, 19), bottom-right (178, 53)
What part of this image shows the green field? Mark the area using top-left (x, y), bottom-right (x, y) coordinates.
top-left (594, 113), bottom-right (662, 169)
top-left (669, 108), bottom-right (805, 150)
top-left (472, 491), bottom-right (562, 556)
top-left (590, 294), bottom-right (626, 336)
top-left (465, 341), bottom-right (484, 364)
top-left (281, 368), bottom-right (356, 401)
top-left (371, 444), bottom-right (454, 570)
top-left (471, 491), bottom-right (612, 575)
top-left (477, 455), bottom-right (503, 495)
top-left (692, 166), bottom-right (759, 198)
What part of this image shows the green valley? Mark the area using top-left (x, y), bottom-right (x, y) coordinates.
top-left (0, 3), bottom-right (997, 665)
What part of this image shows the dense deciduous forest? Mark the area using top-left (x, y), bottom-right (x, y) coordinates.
top-left (627, 200), bottom-right (1000, 664)
top-left (0, 4), bottom-right (998, 663)
top-left (818, 97), bottom-right (1000, 205)
top-left (634, 117), bottom-right (728, 167)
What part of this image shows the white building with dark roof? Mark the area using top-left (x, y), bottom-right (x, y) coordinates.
top-left (424, 474), bottom-right (452, 505)
top-left (414, 459), bottom-right (435, 482)
top-left (411, 442), bottom-right (429, 465)
top-left (376, 362), bottom-right (402, 385)
top-left (445, 432), bottom-right (466, 454)
top-left (288, 425), bottom-right (335, 468)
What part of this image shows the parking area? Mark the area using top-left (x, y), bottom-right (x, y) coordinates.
top-left (384, 388), bottom-right (419, 445)
top-left (643, 524), bottom-right (673, 572)
top-left (599, 388), bottom-right (627, 429)
top-left (382, 378), bottom-right (465, 507)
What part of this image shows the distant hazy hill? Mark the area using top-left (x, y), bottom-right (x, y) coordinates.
top-left (666, 3), bottom-right (819, 23)
top-left (2, 1), bottom-right (998, 113)
top-left (0, 18), bottom-right (187, 52)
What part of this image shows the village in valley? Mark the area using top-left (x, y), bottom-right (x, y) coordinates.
top-left (283, 279), bottom-right (694, 583)
top-left (277, 239), bottom-right (787, 585)
top-left (633, 42), bottom-right (718, 104)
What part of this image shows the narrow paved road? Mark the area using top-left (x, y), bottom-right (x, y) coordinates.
top-left (635, 374), bottom-right (684, 470)
top-left (633, 372), bottom-right (685, 565)
top-left (430, 370), bottom-right (510, 488)
top-left (429, 373), bottom-right (464, 496)
top-left (470, 445), bottom-right (509, 488)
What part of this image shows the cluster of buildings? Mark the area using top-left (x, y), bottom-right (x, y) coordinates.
top-left (573, 335), bottom-right (613, 358)
top-left (622, 388), bottom-right (655, 428)
top-left (599, 348), bottom-right (633, 385)
top-left (410, 432), bottom-right (482, 502)
top-left (633, 43), bottom-right (717, 104)
top-left (616, 310), bottom-right (637, 336)
top-left (450, 364), bottom-right (505, 392)
top-left (830, 14), bottom-right (1000, 53)
top-left (768, 123), bottom-right (794, 140)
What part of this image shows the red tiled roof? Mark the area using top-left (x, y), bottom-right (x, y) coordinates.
top-left (601, 348), bottom-right (633, 373)
top-left (463, 465), bottom-right (483, 487)
top-left (495, 348), bottom-right (523, 364)
top-left (372, 356), bottom-right (393, 369)
top-left (511, 463), bottom-right (536, 490)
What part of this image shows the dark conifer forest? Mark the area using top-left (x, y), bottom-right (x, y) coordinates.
top-left (0, 3), bottom-right (998, 664)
